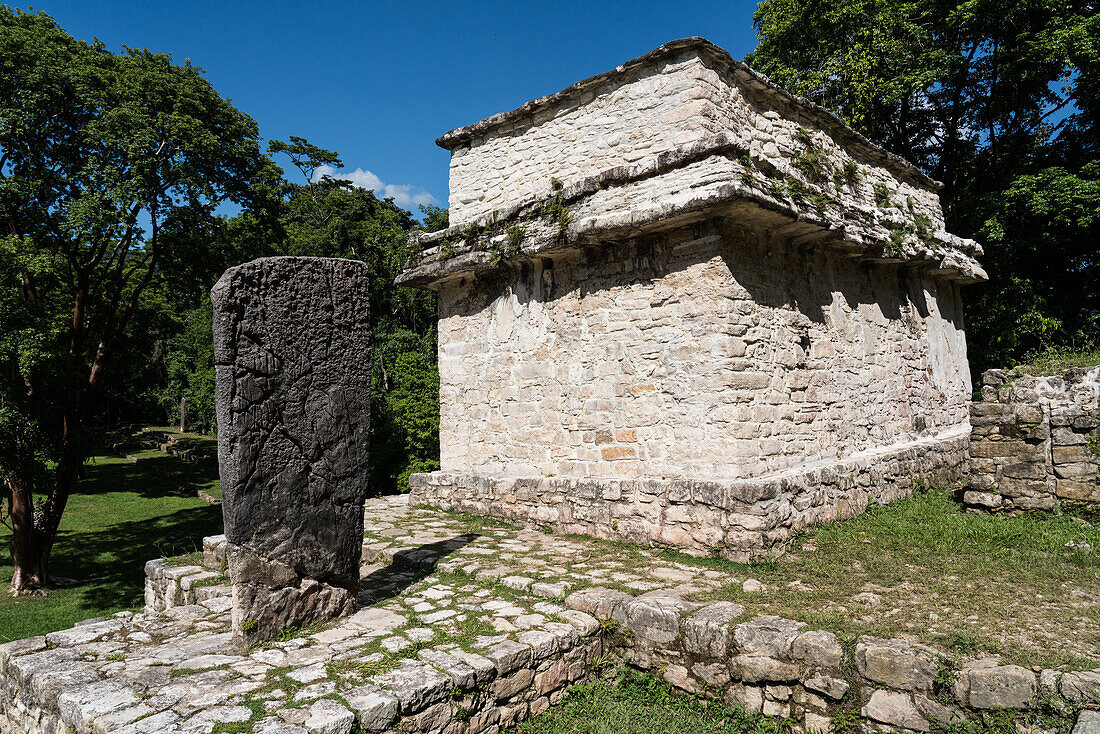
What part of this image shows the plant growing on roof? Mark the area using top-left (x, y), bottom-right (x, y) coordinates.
top-left (873, 183), bottom-right (895, 208)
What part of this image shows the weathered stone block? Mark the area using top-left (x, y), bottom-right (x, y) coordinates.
top-left (373, 661), bottom-right (451, 714)
top-left (790, 630), bottom-right (843, 669)
top-left (682, 602), bottom-right (744, 657)
top-left (731, 655), bottom-right (800, 683)
top-left (1074, 710), bottom-right (1100, 734)
top-left (863, 690), bottom-right (930, 731)
top-left (855, 637), bottom-right (937, 691)
top-left (804, 674), bottom-right (849, 700)
top-left (616, 596), bottom-right (684, 645)
top-left (212, 257), bottom-right (372, 645)
top-left (1060, 670), bottom-right (1100, 703)
top-left (954, 660), bottom-right (1036, 709)
top-left (564, 587), bottom-right (631, 618)
top-left (734, 616), bottom-right (804, 658)
top-left (1056, 479), bottom-right (1100, 502)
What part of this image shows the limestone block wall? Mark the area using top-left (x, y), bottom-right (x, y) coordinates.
top-left (412, 431), bottom-right (969, 559)
top-left (441, 39), bottom-right (944, 234)
top-left (561, 587), bottom-right (1100, 730)
top-left (966, 366), bottom-right (1100, 511)
top-left (437, 220), bottom-right (971, 481)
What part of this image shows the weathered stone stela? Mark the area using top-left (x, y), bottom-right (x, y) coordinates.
top-left (211, 256), bottom-right (372, 643)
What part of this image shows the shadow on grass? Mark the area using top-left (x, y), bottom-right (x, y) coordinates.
top-left (48, 504), bottom-right (223, 612)
top-left (82, 452), bottom-right (220, 498)
top-left (358, 534), bottom-right (479, 606)
top-left (0, 454), bottom-right (223, 638)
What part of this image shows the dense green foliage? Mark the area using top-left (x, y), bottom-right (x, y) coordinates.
top-left (0, 7), bottom-right (439, 589)
top-left (748, 0), bottom-right (1099, 373)
top-left (155, 121), bottom-right (442, 496)
top-left (0, 6), bottom-right (277, 588)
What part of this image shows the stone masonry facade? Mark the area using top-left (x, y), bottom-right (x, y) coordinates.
top-left (431, 223), bottom-right (971, 481)
top-left (398, 38), bottom-right (984, 556)
top-left (967, 366), bottom-right (1100, 512)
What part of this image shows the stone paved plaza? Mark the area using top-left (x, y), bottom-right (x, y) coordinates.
top-left (3, 495), bottom-right (1098, 734)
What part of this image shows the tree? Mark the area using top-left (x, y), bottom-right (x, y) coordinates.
top-left (418, 204), bottom-right (449, 232)
top-left (267, 140), bottom-right (440, 494)
top-left (748, 0), bottom-right (1100, 372)
top-left (0, 8), bottom-right (277, 591)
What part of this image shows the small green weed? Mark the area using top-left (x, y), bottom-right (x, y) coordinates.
top-left (933, 630), bottom-right (994, 656)
top-left (792, 148), bottom-right (831, 184)
top-left (873, 183), bottom-right (894, 208)
top-left (509, 667), bottom-right (798, 734)
top-left (842, 160), bottom-right (862, 188)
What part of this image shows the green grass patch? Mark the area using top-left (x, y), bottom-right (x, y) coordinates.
top-left (0, 449), bottom-right (223, 642)
top-left (125, 446), bottom-right (222, 500)
top-left (678, 489), bottom-right (1100, 668)
top-left (508, 667), bottom-right (796, 734)
top-left (1012, 345), bottom-right (1100, 375)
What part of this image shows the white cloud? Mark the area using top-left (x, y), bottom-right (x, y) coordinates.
top-left (312, 164), bottom-right (436, 210)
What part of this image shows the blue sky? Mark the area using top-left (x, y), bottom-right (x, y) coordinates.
top-left (28, 1), bottom-right (763, 213)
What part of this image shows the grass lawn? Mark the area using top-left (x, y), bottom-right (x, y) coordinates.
top-left (0, 449), bottom-right (223, 642)
top-left (124, 425), bottom-right (222, 500)
top-left (123, 447), bottom-right (223, 501)
top-left (655, 490), bottom-right (1100, 669)
top-left (508, 668), bottom-right (796, 734)
top-left (1013, 345), bottom-right (1100, 375)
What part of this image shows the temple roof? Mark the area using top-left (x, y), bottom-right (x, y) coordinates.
top-left (397, 38), bottom-right (984, 290)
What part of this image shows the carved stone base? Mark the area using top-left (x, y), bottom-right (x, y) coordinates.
top-left (228, 544), bottom-right (356, 646)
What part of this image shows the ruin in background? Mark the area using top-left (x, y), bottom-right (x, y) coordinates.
top-left (212, 256), bottom-right (373, 644)
top-left (968, 365), bottom-right (1100, 512)
top-left (399, 37), bottom-right (986, 558)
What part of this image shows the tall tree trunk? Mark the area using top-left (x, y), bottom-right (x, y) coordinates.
top-left (9, 374), bottom-right (85, 592)
top-left (7, 476), bottom-right (46, 592)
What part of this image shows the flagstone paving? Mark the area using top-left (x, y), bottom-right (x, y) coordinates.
top-left (3, 494), bottom-right (1098, 734)
top-left (359, 495), bottom-right (1100, 668)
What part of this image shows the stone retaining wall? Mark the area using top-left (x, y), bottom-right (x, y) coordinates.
top-left (411, 428), bottom-right (969, 559)
top-left (967, 366), bottom-right (1100, 512)
top-left (562, 586), bottom-right (1100, 732)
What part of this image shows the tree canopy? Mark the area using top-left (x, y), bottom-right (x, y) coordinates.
top-left (0, 6), bottom-right (279, 589)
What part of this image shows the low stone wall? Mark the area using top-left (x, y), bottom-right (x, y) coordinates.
top-left (143, 558), bottom-right (228, 612)
top-left (1, 580), bottom-right (604, 734)
top-left (411, 429), bottom-right (970, 560)
top-left (562, 586), bottom-right (1100, 732)
top-left (967, 366), bottom-right (1100, 512)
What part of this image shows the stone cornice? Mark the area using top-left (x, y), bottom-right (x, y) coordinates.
top-left (397, 138), bottom-right (985, 289)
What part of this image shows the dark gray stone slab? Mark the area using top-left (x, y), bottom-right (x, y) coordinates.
top-left (212, 257), bottom-right (371, 644)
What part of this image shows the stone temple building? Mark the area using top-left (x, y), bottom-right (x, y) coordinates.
top-left (398, 38), bottom-right (986, 558)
